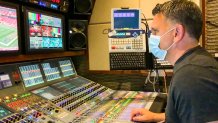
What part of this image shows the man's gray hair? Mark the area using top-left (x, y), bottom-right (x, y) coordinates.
top-left (152, 0), bottom-right (203, 41)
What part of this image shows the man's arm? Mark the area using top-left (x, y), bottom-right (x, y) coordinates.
top-left (131, 109), bottom-right (165, 122)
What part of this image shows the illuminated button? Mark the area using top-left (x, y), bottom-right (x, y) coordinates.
top-left (5, 96), bottom-right (10, 100)
top-left (13, 94), bottom-right (18, 97)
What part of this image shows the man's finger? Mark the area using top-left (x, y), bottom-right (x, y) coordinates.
top-left (132, 115), bottom-right (146, 122)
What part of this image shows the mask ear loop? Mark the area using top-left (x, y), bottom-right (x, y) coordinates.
top-left (160, 27), bottom-right (177, 51)
top-left (165, 41), bottom-right (176, 51)
top-left (160, 27), bottom-right (176, 39)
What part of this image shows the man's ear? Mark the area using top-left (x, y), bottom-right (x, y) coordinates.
top-left (174, 24), bottom-right (185, 43)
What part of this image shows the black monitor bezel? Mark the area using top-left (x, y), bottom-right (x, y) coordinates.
top-left (23, 6), bottom-right (66, 54)
top-left (0, 1), bottom-right (21, 56)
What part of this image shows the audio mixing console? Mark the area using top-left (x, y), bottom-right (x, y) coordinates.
top-left (0, 57), bottom-right (166, 123)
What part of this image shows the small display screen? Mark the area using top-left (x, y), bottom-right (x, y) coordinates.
top-left (51, 81), bottom-right (77, 92)
top-left (19, 64), bottom-right (44, 87)
top-left (59, 60), bottom-right (76, 77)
top-left (0, 106), bottom-right (12, 119)
top-left (112, 9), bottom-right (140, 30)
top-left (27, 10), bottom-right (63, 50)
top-left (41, 62), bottom-right (61, 81)
top-left (0, 5), bottom-right (19, 51)
top-left (0, 74), bottom-right (13, 90)
top-left (32, 86), bottom-right (63, 100)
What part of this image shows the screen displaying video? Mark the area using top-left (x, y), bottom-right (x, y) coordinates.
top-left (27, 11), bottom-right (63, 49)
top-left (0, 5), bottom-right (19, 51)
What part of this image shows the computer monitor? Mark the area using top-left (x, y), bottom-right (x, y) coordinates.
top-left (23, 7), bottom-right (65, 53)
top-left (111, 8), bottom-right (141, 30)
top-left (0, 1), bottom-right (21, 56)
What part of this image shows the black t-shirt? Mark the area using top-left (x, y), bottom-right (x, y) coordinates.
top-left (166, 46), bottom-right (218, 123)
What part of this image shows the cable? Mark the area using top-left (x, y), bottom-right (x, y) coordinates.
top-left (141, 13), bottom-right (150, 53)
top-left (144, 69), bottom-right (160, 92)
top-left (141, 13), bottom-right (169, 93)
top-left (142, 12), bottom-right (159, 92)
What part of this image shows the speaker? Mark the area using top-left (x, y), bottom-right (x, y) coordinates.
top-left (74, 0), bottom-right (94, 14)
top-left (68, 20), bottom-right (88, 50)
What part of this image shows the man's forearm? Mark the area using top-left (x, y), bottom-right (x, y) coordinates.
top-left (153, 113), bottom-right (165, 122)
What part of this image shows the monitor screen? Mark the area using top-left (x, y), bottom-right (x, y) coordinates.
top-left (32, 86), bottom-right (63, 100)
top-left (111, 9), bottom-right (141, 30)
top-left (0, 2), bottom-right (20, 55)
top-left (41, 62), bottom-right (61, 81)
top-left (0, 74), bottom-right (13, 90)
top-left (59, 59), bottom-right (76, 77)
top-left (0, 106), bottom-right (12, 119)
top-left (24, 7), bottom-right (65, 53)
top-left (19, 64), bottom-right (44, 87)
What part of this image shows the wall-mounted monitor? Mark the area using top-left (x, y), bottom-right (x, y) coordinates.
top-left (0, 1), bottom-right (21, 56)
top-left (23, 7), bottom-right (65, 53)
top-left (111, 8), bottom-right (141, 30)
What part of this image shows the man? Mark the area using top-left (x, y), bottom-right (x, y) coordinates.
top-left (131, 1), bottom-right (218, 123)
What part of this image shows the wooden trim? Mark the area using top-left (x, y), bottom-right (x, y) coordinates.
top-left (0, 51), bottom-right (85, 64)
top-left (89, 70), bottom-right (148, 74)
top-left (89, 70), bottom-right (172, 75)
top-left (89, 70), bottom-right (173, 76)
top-left (202, 0), bottom-right (206, 48)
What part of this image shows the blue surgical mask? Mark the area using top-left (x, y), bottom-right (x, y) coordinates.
top-left (149, 28), bottom-right (176, 60)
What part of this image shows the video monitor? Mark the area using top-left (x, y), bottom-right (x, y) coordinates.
top-left (24, 7), bottom-right (65, 53)
top-left (111, 8), bottom-right (141, 30)
top-left (0, 1), bottom-right (21, 56)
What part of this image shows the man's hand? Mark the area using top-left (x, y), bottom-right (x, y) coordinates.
top-left (131, 109), bottom-right (165, 122)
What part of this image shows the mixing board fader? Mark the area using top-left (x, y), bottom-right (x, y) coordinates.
top-left (0, 57), bottom-right (166, 123)
top-left (1, 93), bottom-right (75, 123)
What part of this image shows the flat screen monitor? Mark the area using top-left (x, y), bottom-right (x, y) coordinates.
top-left (41, 62), bottom-right (61, 82)
top-left (111, 8), bottom-right (141, 30)
top-left (59, 59), bottom-right (76, 77)
top-left (19, 64), bottom-right (44, 88)
top-left (0, 1), bottom-right (21, 56)
top-left (24, 7), bottom-right (65, 53)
